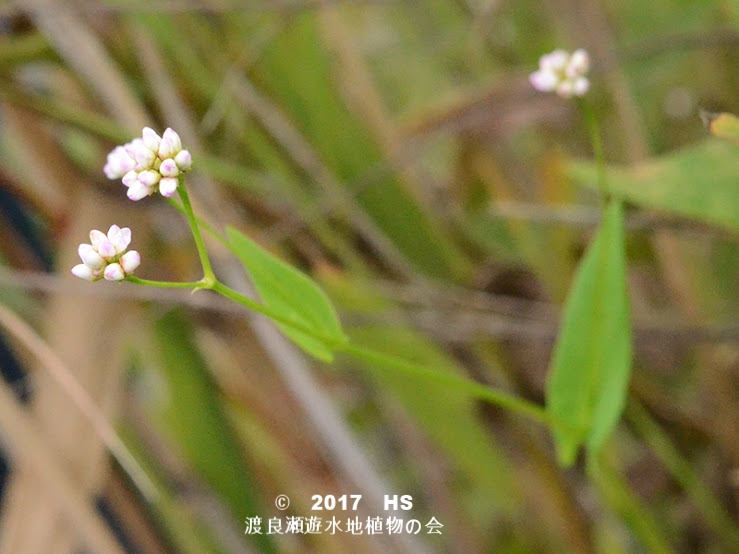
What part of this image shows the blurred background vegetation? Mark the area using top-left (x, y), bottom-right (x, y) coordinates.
top-left (0, 0), bottom-right (737, 552)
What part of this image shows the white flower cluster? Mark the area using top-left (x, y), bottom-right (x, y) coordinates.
top-left (530, 49), bottom-right (590, 98)
top-left (71, 225), bottom-right (140, 281)
top-left (104, 127), bottom-right (192, 201)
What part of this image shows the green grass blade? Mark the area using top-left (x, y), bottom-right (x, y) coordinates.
top-left (150, 311), bottom-right (275, 553)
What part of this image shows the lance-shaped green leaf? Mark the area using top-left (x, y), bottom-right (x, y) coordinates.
top-left (226, 226), bottom-right (346, 361)
top-left (546, 200), bottom-right (632, 466)
top-left (569, 140), bottom-right (739, 233)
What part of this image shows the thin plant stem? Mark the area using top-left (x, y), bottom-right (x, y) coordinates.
top-left (338, 342), bottom-right (551, 427)
top-left (176, 176), bottom-right (215, 285)
top-left (127, 276), bottom-right (205, 289)
top-left (210, 280), bottom-right (346, 348)
top-left (211, 280), bottom-right (550, 427)
top-left (580, 99), bottom-right (609, 206)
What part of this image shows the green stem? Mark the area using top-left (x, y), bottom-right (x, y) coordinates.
top-left (126, 276), bottom-right (206, 289)
top-left (581, 99), bottom-right (609, 206)
top-left (339, 342), bottom-right (551, 426)
top-left (210, 280), bottom-right (346, 348)
top-left (211, 279), bottom-right (549, 426)
top-left (176, 176), bottom-right (215, 285)
top-left (145, 184), bottom-right (550, 428)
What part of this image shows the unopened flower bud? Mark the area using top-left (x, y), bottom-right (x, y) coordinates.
top-left (141, 127), bottom-right (162, 152)
top-left (120, 250), bottom-right (141, 273)
top-left (174, 150), bottom-right (192, 171)
top-left (73, 225), bottom-right (139, 282)
top-left (158, 128), bottom-right (183, 159)
top-left (71, 263), bottom-right (94, 281)
top-left (78, 244), bottom-right (105, 269)
top-left (107, 225), bottom-right (131, 254)
top-left (105, 127), bottom-right (192, 200)
top-left (127, 139), bottom-right (156, 169)
top-left (89, 229), bottom-right (108, 250)
top-left (137, 169), bottom-right (161, 187)
top-left (104, 146), bottom-right (136, 179)
top-left (159, 158), bottom-right (179, 177)
top-left (127, 182), bottom-right (153, 201)
top-left (96, 239), bottom-right (117, 259)
top-left (159, 177), bottom-right (178, 197)
top-left (104, 263), bottom-right (125, 281)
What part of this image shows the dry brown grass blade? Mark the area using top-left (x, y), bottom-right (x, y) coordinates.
top-left (0, 372), bottom-right (123, 554)
top-left (1, 3), bottom-right (155, 551)
top-left (0, 303), bottom-right (157, 501)
top-left (0, 190), bottom-right (148, 554)
top-left (224, 70), bottom-right (418, 279)
top-left (21, 0), bottom-right (149, 130)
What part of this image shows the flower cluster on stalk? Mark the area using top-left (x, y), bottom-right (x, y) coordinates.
top-left (71, 225), bottom-right (140, 282)
top-left (530, 49), bottom-right (590, 98)
top-left (104, 127), bottom-right (192, 201)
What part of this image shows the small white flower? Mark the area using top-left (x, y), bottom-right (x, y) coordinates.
top-left (530, 48), bottom-right (590, 98)
top-left (71, 225), bottom-right (140, 282)
top-left (104, 127), bottom-right (192, 201)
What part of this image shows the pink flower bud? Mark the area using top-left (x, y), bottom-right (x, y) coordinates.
top-left (89, 229), bottom-right (107, 250)
top-left (104, 146), bottom-right (136, 179)
top-left (568, 49), bottom-right (590, 76)
top-left (71, 263), bottom-right (94, 281)
top-left (104, 263), bottom-right (125, 281)
top-left (174, 150), bottom-right (192, 171)
top-left (78, 244), bottom-right (105, 269)
top-left (141, 127), bottom-right (162, 152)
top-left (540, 50), bottom-right (568, 72)
top-left (107, 225), bottom-right (131, 253)
top-left (120, 250), bottom-right (141, 274)
top-left (127, 182), bottom-right (153, 201)
top-left (158, 128), bottom-right (183, 159)
top-left (529, 70), bottom-right (558, 92)
top-left (97, 239), bottom-right (117, 259)
top-left (127, 139), bottom-right (156, 169)
top-left (570, 77), bottom-right (589, 97)
top-left (158, 177), bottom-right (178, 197)
top-left (137, 169), bottom-right (161, 187)
top-left (122, 170), bottom-right (139, 188)
top-left (159, 158), bottom-right (179, 177)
